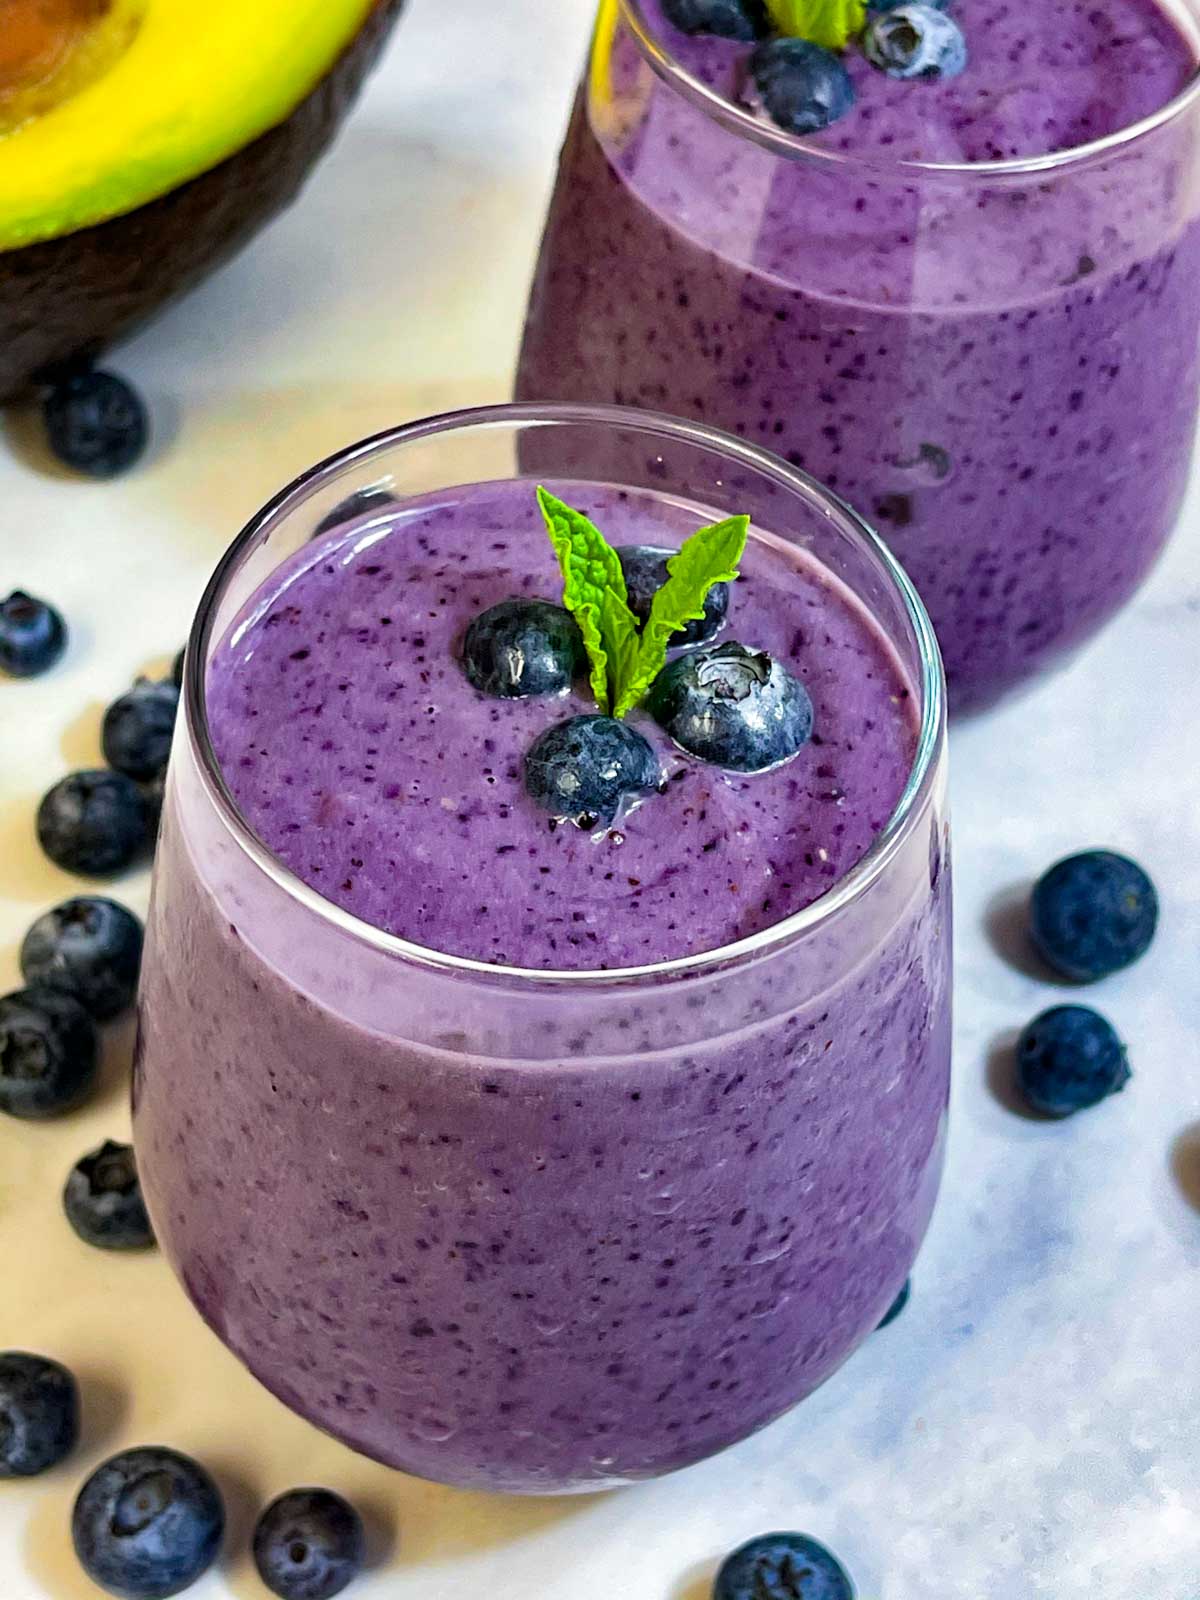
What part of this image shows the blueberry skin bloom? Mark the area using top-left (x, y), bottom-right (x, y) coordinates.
top-left (463, 598), bottom-right (585, 699)
top-left (20, 897), bottom-right (144, 1021)
top-left (37, 770), bottom-right (150, 876)
top-left (863, 5), bottom-right (968, 80)
top-left (714, 1532), bottom-right (855, 1600)
top-left (750, 38), bottom-right (856, 135)
top-left (1016, 1006), bottom-right (1131, 1118)
top-left (253, 1487), bottom-right (367, 1600)
top-left (0, 590), bottom-right (67, 677)
top-left (524, 715), bottom-right (661, 829)
top-left (43, 369), bottom-right (149, 479)
top-left (0, 1352), bottom-right (80, 1477)
top-left (102, 679), bottom-right (180, 782)
top-left (64, 1141), bottom-right (156, 1251)
top-left (72, 1446), bottom-right (224, 1600)
top-left (616, 545), bottom-right (730, 647)
top-left (647, 641), bottom-right (813, 772)
top-left (662, 0), bottom-right (767, 38)
top-left (1030, 850), bottom-right (1158, 982)
top-left (0, 988), bottom-right (98, 1119)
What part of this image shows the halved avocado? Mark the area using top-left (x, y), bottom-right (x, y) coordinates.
top-left (0, 0), bottom-right (403, 401)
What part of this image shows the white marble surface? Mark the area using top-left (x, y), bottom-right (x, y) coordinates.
top-left (2, 1), bottom-right (1199, 1595)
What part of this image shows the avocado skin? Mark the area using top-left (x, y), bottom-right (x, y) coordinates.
top-left (0, 0), bottom-right (404, 403)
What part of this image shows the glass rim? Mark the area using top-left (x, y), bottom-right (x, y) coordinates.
top-left (616, 0), bottom-right (1200, 179)
top-left (185, 401), bottom-right (946, 990)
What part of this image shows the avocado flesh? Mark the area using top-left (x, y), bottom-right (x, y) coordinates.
top-left (0, 0), bottom-right (377, 250)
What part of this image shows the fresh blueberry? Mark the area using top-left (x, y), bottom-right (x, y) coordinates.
top-left (462, 599), bottom-right (585, 699)
top-left (20, 897), bottom-right (144, 1021)
top-left (0, 1352), bottom-right (79, 1478)
top-left (37, 769), bottom-right (150, 876)
top-left (102, 678), bottom-right (180, 782)
top-left (524, 715), bottom-right (661, 830)
top-left (43, 369), bottom-right (149, 479)
top-left (1030, 850), bottom-right (1158, 983)
top-left (0, 988), bottom-right (98, 1119)
top-left (662, 0), bottom-right (767, 39)
top-left (877, 1278), bottom-right (911, 1329)
top-left (616, 545), bottom-right (730, 648)
top-left (863, 4), bottom-right (967, 79)
top-left (171, 649), bottom-right (185, 690)
top-left (749, 38), bottom-right (856, 134)
top-left (1016, 1006), bottom-right (1130, 1118)
top-left (0, 590), bottom-right (67, 678)
top-left (64, 1141), bottom-right (155, 1251)
top-left (253, 1488), bottom-right (367, 1600)
top-left (714, 1532), bottom-right (855, 1600)
top-left (647, 641), bottom-right (813, 772)
top-left (72, 1446), bottom-right (224, 1599)
top-left (311, 486), bottom-right (397, 539)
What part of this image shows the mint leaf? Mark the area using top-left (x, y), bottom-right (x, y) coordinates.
top-left (536, 487), bottom-right (640, 714)
top-left (612, 515), bottom-right (749, 720)
top-left (764, 0), bottom-right (866, 49)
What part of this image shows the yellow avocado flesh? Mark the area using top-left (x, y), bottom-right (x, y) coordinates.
top-left (0, 0), bottom-right (377, 251)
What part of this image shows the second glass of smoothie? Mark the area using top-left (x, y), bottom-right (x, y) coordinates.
top-left (134, 404), bottom-right (950, 1493)
top-left (518, 0), bottom-right (1200, 711)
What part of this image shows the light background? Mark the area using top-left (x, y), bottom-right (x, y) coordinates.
top-left (1, 1), bottom-right (1199, 1595)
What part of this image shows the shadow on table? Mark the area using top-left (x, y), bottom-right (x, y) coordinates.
top-left (983, 883), bottom-right (1076, 986)
top-left (670, 1559), bottom-right (716, 1600)
top-left (1170, 1122), bottom-right (1200, 1213)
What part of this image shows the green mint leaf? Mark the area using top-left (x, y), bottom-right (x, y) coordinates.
top-left (764, 0), bottom-right (866, 49)
top-left (536, 487), bottom-right (640, 714)
top-left (612, 514), bottom-right (750, 720)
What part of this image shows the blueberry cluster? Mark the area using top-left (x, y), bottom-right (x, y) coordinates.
top-left (460, 543), bottom-right (813, 831)
top-left (662, 0), bottom-right (968, 136)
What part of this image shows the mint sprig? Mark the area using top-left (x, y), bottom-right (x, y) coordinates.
top-left (536, 487), bottom-right (749, 720)
top-left (764, 0), bottom-right (866, 49)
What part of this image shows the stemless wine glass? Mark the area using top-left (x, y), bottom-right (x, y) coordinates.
top-left (517, 0), bottom-right (1200, 711)
top-left (134, 403), bottom-right (950, 1494)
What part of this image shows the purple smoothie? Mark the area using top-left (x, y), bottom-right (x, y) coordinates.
top-left (517, 0), bottom-right (1200, 710)
top-left (134, 468), bottom-right (951, 1491)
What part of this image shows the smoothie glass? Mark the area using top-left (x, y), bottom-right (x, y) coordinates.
top-left (517, 0), bottom-right (1200, 711)
top-left (134, 404), bottom-right (951, 1494)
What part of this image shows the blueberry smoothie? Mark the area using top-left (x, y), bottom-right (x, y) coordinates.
top-left (517, 0), bottom-right (1200, 710)
top-left (133, 421), bottom-right (950, 1492)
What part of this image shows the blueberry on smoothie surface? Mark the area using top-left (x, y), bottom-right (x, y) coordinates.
top-left (253, 1487), bottom-right (366, 1600)
top-left (72, 1446), bottom-right (224, 1600)
top-left (20, 897), bottom-right (144, 1021)
top-left (37, 769), bottom-right (150, 876)
top-left (43, 369), bottom-right (149, 479)
top-left (312, 486), bottom-right (397, 539)
top-left (662, 0), bottom-right (768, 38)
top-left (524, 714), bottom-right (662, 830)
top-left (0, 1352), bottom-right (80, 1478)
top-left (1030, 850), bottom-right (1158, 982)
top-left (102, 678), bottom-right (180, 782)
top-left (617, 544), bottom-right (730, 646)
top-left (862, 4), bottom-right (968, 80)
top-left (714, 1532), bottom-right (855, 1600)
top-left (0, 590), bottom-right (67, 678)
top-left (1016, 1006), bottom-right (1131, 1118)
top-left (462, 598), bottom-right (584, 698)
top-left (647, 641), bottom-right (813, 771)
top-left (749, 37), bottom-right (857, 133)
top-left (64, 1140), bottom-right (156, 1251)
top-left (0, 988), bottom-right (98, 1119)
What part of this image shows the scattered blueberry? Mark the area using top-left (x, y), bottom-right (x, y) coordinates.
top-left (43, 369), bottom-right (149, 479)
top-left (0, 988), bottom-right (98, 1119)
top-left (171, 649), bottom-right (185, 690)
top-left (877, 1278), bottom-right (911, 1329)
top-left (312, 486), bottom-right (397, 540)
top-left (0, 1352), bottom-right (79, 1478)
top-left (102, 678), bottom-right (180, 782)
top-left (616, 545), bottom-right (730, 647)
top-left (253, 1488), bottom-right (367, 1600)
top-left (72, 1446), bottom-right (224, 1600)
top-left (714, 1532), bottom-right (855, 1600)
top-left (863, 4), bottom-right (968, 79)
top-left (1030, 850), bottom-right (1158, 983)
top-left (462, 598), bottom-right (585, 699)
top-left (37, 769), bottom-right (150, 876)
top-left (749, 38), bottom-right (856, 134)
top-left (0, 590), bottom-right (67, 678)
top-left (524, 715), bottom-right (661, 830)
top-left (64, 1141), bottom-right (155, 1250)
top-left (20, 897), bottom-right (144, 1021)
top-left (647, 641), bottom-right (813, 772)
top-left (662, 0), bottom-right (767, 39)
top-left (1016, 1006), bottom-right (1131, 1118)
